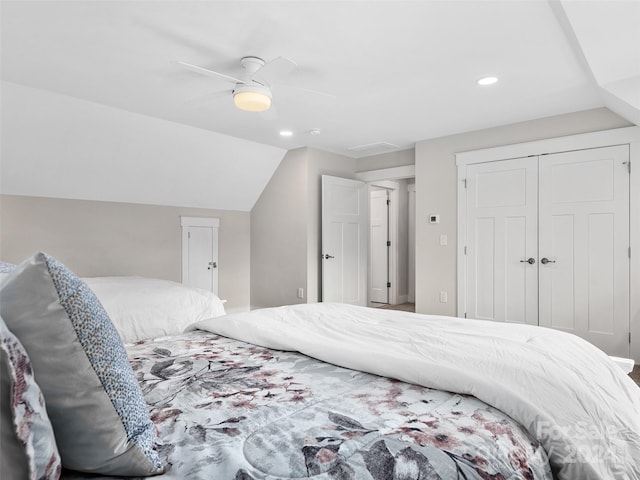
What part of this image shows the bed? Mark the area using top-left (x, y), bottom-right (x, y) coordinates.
top-left (1, 253), bottom-right (639, 480)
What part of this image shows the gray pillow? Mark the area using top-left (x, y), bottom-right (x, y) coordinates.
top-left (1, 314), bottom-right (61, 480)
top-left (0, 252), bottom-right (164, 475)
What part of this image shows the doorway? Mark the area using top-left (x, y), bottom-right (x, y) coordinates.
top-left (367, 178), bottom-right (414, 308)
top-left (320, 168), bottom-right (415, 308)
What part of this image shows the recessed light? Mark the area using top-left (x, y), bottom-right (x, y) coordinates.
top-left (279, 130), bottom-right (293, 137)
top-left (477, 76), bottom-right (499, 86)
top-left (308, 129), bottom-right (321, 136)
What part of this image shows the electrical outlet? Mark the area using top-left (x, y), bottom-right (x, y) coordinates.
top-left (297, 287), bottom-right (304, 299)
top-left (439, 291), bottom-right (448, 303)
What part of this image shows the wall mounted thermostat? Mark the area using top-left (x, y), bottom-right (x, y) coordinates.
top-left (429, 214), bottom-right (440, 224)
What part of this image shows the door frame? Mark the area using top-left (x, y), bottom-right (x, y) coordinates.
top-left (356, 165), bottom-right (416, 306)
top-left (408, 183), bottom-right (416, 304)
top-left (456, 126), bottom-right (640, 360)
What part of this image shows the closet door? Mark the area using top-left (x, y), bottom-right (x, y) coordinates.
top-left (181, 216), bottom-right (220, 295)
top-left (465, 157), bottom-right (539, 325)
top-left (538, 145), bottom-right (630, 356)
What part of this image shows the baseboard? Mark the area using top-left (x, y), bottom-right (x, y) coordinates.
top-left (396, 294), bottom-right (409, 305)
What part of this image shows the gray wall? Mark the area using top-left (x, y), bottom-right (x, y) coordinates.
top-left (250, 147), bottom-right (357, 308)
top-left (250, 148), bottom-right (309, 309)
top-left (0, 195), bottom-right (251, 311)
top-left (415, 107), bottom-right (633, 315)
top-left (306, 148), bottom-right (359, 302)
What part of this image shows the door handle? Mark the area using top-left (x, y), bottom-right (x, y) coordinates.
top-left (520, 257), bottom-right (535, 265)
top-left (322, 254), bottom-right (335, 260)
top-left (540, 258), bottom-right (556, 265)
top-left (207, 261), bottom-right (217, 270)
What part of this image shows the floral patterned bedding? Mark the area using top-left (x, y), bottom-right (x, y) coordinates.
top-left (62, 330), bottom-right (552, 480)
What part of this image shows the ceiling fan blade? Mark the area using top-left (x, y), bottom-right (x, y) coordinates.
top-left (184, 89), bottom-right (232, 107)
top-left (177, 61), bottom-right (244, 84)
top-left (253, 56), bottom-right (297, 85)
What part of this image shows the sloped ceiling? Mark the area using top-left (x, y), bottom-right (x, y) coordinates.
top-left (1, 0), bottom-right (638, 210)
top-left (553, 1), bottom-right (640, 126)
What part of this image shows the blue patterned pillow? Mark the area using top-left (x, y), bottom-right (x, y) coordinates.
top-left (1, 315), bottom-right (61, 480)
top-left (0, 252), bottom-right (164, 475)
top-left (0, 261), bottom-right (15, 273)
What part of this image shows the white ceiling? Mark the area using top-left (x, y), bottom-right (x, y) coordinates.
top-left (2, 0), bottom-right (637, 160)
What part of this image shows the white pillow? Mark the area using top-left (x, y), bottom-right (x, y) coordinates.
top-left (83, 276), bottom-right (226, 343)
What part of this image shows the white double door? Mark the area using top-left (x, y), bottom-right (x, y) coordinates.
top-left (464, 145), bottom-right (630, 356)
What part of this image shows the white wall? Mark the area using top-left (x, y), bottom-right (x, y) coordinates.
top-left (356, 148), bottom-right (415, 172)
top-left (1, 82), bottom-right (285, 211)
top-left (0, 195), bottom-right (251, 311)
top-left (415, 107), bottom-right (633, 316)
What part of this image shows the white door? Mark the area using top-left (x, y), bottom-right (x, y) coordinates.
top-left (465, 157), bottom-right (539, 324)
top-left (181, 216), bottom-right (219, 294)
top-left (321, 175), bottom-right (367, 305)
top-left (369, 187), bottom-right (389, 304)
top-left (464, 146), bottom-right (630, 356)
top-left (538, 145), bottom-right (630, 356)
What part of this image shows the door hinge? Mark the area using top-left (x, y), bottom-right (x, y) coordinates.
top-left (626, 161), bottom-right (631, 174)
top-left (464, 312), bottom-right (467, 318)
top-left (188, 232), bottom-right (191, 239)
top-left (387, 240), bottom-right (391, 247)
top-left (464, 246), bottom-right (467, 255)
top-left (630, 332), bottom-right (632, 344)
top-left (387, 199), bottom-right (390, 205)
top-left (463, 178), bottom-right (467, 189)
top-left (387, 282), bottom-right (391, 288)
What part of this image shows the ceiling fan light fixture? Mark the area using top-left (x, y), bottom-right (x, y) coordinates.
top-left (233, 85), bottom-right (272, 112)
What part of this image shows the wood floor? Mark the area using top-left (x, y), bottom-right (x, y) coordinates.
top-left (373, 302), bottom-right (415, 312)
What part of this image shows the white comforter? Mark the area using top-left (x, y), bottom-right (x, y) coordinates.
top-left (194, 302), bottom-right (640, 480)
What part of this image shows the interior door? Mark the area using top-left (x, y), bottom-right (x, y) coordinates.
top-left (369, 187), bottom-right (389, 304)
top-left (181, 217), bottom-right (219, 294)
top-left (321, 175), bottom-right (367, 305)
top-left (538, 145), bottom-right (630, 356)
top-left (465, 157), bottom-right (539, 324)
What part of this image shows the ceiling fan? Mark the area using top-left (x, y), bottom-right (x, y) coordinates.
top-left (178, 56), bottom-right (300, 113)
